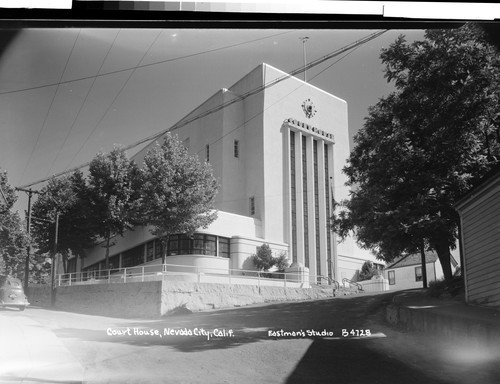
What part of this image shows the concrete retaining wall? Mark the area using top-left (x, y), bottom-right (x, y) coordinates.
top-left (27, 281), bottom-right (335, 318)
top-left (161, 281), bottom-right (334, 314)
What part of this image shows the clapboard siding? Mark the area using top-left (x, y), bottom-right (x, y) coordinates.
top-left (463, 222), bottom-right (498, 245)
top-left (467, 273), bottom-right (499, 292)
top-left (462, 196), bottom-right (500, 223)
top-left (458, 179), bottom-right (500, 306)
top-left (469, 285), bottom-right (500, 301)
top-left (464, 218), bottom-right (498, 239)
top-left (465, 243), bottom-right (498, 268)
top-left (469, 288), bottom-right (500, 306)
top-left (467, 257), bottom-right (499, 277)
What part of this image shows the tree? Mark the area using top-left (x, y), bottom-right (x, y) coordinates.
top-left (0, 170), bottom-right (29, 277)
top-left (331, 24), bottom-right (500, 281)
top-left (275, 251), bottom-right (290, 273)
top-left (358, 261), bottom-right (381, 281)
top-left (140, 134), bottom-right (219, 262)
top-left (87, 146), bottom-right (143, 270)
top-left (31, 171), bottom-right (97, 273)
top-left (251, 244), bottom-right (276, 272)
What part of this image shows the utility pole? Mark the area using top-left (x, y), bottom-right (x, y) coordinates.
top-left (299, 37), bottom-right (309, 82)
top-left (51, 211), bottom-right (60, 307)
top-left (16, 187), bottom-right (42, 292)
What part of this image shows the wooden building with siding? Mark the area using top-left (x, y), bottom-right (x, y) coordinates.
top-left (455, 169), bottom-right (500, 307)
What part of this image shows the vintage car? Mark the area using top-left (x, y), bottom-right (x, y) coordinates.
top-left (0, 275), bottom-right (29, 311)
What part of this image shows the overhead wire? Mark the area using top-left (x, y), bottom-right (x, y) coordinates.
top-left (17, 29), bottom-right (388, 190)
top-left (65, 30), bottom-right (164, 171)
top-left (18, 29), bottom-right (82, 185)
top-left (194, 44), bottom-right (366, 160)
top-left (47, 30), bottom-right (122, 177)
top-left (0, 31), bottom-right (293, 97)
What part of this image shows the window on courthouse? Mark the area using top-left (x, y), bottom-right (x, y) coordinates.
top-left (234, 139), bottom-right (239, 158)
top-left (219, 237), bottom-right (230, 258)
top-left (388, 270), bottom-right (395, 285)
top-left (122, 245), bottom-right (145, 268)
top-left (206, 144), bottom-right (210, 162)
top-left (249, 196), bottom-right (255, 215)
top-left (166, 234), bottom-right (229, 257)
top-left (415, 266), bottom-right (423, 282)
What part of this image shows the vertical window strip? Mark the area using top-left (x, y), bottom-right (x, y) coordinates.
top-left (249, 196), bottom-right (255, 215)
top-left (314, 140), bottom-right (320, 278)
top-left (302, 137), bottom-right (309, 267)
top-left (206, 144), bottom-right (210, 162)
top-left (290, 131), bottom-right (297, 263)
top-left (324, 144), bottom-right (332, 279)
top-left (234, 139), bottom-right (239, 158)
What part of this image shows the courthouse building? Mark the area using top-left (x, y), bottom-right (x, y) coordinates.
top-left (76, 63), bottom-right (377, 283)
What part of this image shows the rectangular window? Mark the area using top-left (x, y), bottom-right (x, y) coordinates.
top-left (155, 239), bottom-right (163, 259)
top-left (206, 144), bottom-right (210, 162)
top-left (234, 139), bottom-right (239, 158)
top-left (388, 270), bottom-right (395, 285)
top-left (290, 131), bottom-right (297, 263)
top-left (249, 196), bottom-right (255, 215)
top-left (324, 143), bottom-right (332, 279)
top-left (167, 235), bottom-right (179, 256)
top-left (415, 266), bottom-right (423, 282)
top-left (108, 255), bottom-right (120, 271)
top-left (204, 235), bottom-right (217, 255)
top-left (122, 245), bottom-right (144, 268)
top-left (146, 241), bottom-right (154, 262)
top-left (302, 136), bottom-right (309, 267)
top-left (313, 140), bottom-right (320, 277)
top-left (219, 237), bottom-right (230, 258)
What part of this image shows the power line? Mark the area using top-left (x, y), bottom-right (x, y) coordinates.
top-left (19, 29), bottom-right (82, 185)
top-left (17, 30), bottom-right (388, 190)
top-left (0, 31), bottom-right (293, 97)
top-left (64, 30), bottom-right (164, 171)
top-left (47, 30), bottom-right (122, 177)
top-left (194, 36), bottom-right (371, 159)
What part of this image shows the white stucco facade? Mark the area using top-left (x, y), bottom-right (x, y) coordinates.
top-left (76, 64), bottom-right (379, 284)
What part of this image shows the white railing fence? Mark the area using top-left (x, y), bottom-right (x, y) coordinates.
top-left (56, 263), bottom-right (339, 289)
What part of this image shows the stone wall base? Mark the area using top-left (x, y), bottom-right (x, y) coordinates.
top-left (28, 281), bottom-right (336, 318)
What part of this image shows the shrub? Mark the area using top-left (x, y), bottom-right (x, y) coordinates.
top-left (251, 244), bottom-right (275, 272)
top-left (358, 260), bottom-right (381, 281)
top-left (428, 276), bottom-right (464, 298)
top-left (275, 251), bottom-right (290, 273)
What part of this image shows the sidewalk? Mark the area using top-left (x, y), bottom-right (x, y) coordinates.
top-left (0, 311), bottom-right (84, 384)
top-left (386, 289), bottom-right (500, 349)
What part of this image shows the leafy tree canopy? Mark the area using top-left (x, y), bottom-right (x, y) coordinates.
top-left (141, 134), bottom-right (219, 262)
top-left (331, 24), bottom-right (500, 280)
top-left (87, 145), bottom-right (143, 269)
top-left (31, 171), bottom-right (97, 272)
top-left (0, 170), bottom-right (29, 277)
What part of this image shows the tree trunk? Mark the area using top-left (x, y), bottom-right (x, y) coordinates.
top-left (161, 235), bottom-right (169, 265)
top-left (105, 235), bottom-right (111, 270)
top-left (434, 239), bottom-right (452, 281)
top-left (420, 240), bottom-right (428, 289)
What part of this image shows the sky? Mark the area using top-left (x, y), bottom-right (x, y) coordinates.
top-left (0, 27), bottom-right (425, 215)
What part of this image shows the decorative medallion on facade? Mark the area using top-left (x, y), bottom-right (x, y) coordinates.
top-left (302, 98), bottom-right (317, 119)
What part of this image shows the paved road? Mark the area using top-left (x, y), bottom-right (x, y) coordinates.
top-left (1, 293), bottom-right (498, 383)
